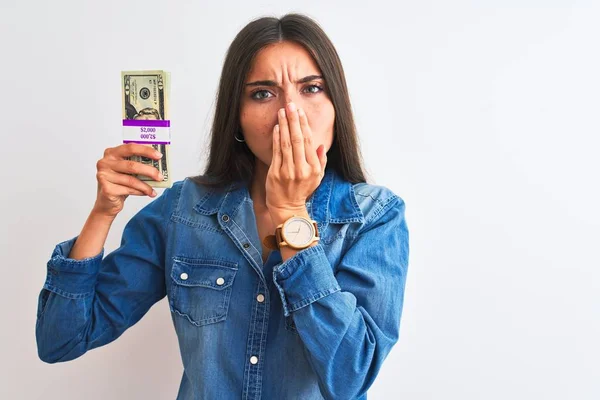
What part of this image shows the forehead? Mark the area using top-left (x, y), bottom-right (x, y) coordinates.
top-left (246, 41), bottom-right (321, 79)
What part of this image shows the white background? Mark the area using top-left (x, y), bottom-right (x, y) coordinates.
top-left (1, 0), bottom-right (598, 399)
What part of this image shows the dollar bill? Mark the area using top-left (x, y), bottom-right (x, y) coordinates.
top-left (121, 70), bottom-right (172, 188)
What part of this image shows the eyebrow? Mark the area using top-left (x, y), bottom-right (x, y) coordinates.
top-left (245, 75), bottom-right (324, 87)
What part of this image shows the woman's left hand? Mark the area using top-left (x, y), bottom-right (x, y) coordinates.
top-left (265, 101), bottom-right (328, 217)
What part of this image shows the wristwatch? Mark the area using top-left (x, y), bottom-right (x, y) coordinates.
top-left (263, 215), bottom-right (320, 250)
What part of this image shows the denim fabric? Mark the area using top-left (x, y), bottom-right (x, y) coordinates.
top-left (36, 167), bottom-right (410, 400)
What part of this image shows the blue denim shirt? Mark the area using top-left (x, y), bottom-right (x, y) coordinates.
top-left (36, 167), bottom-right (410, 400)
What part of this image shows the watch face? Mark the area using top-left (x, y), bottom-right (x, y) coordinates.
top-left (283, 217), bottom-right (315, 247)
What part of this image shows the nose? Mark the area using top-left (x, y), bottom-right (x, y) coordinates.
top-left (274, 96), bottom-right (298, 128)
top-left (281, 97), bottom-right (295, 109)
top-left (280, 87), bottom-right (302, 109)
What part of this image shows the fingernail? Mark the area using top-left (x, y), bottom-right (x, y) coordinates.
top-left (156, 151), bottom-right (163, 158)
top-left (151, 190), bottom-right (157, 197)
top-left (298, 108), bottom-right (305, 117)
top-left (158, 173), bottom-right (164, 181)
top-left (287, 102), bottom-right (296, 112)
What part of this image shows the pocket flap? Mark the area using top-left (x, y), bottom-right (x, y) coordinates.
top-left (171, 257), bottom-right (238, 290)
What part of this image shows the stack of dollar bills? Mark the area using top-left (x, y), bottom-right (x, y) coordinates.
top-left (121, 70), bottom-right (172, 188)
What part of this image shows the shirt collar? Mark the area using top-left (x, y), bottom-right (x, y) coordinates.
top-left (193, 167), bottom-right (364, 231)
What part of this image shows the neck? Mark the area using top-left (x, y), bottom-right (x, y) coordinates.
top-left (250, 160), bottom-right (269, 212)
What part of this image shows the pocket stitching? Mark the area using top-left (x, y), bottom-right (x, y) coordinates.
top-left (169, 257), bottom-right (238, 327)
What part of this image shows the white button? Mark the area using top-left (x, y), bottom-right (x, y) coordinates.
top-left (216, 277), bottom-right (225, 286)
top-left (250, 356), bottom-right (258, 365)
top-left (256, 294), bottom-right (265, 303)
top-left (180, 273), bottom-right (188, 280)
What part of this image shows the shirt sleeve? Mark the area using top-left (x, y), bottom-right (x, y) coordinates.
top-left (36, 185), bottom-right (176, 363)
top-left (272, 195), bottom-right (409, 399)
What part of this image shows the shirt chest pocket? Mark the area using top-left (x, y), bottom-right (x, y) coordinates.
top-left (169, 257), bottom-right (238, 327)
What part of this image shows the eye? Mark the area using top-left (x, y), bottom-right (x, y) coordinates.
top-left (303, 84), bottom-right (324, 94)
top-left (250, 84), bottom-right (324, 101)
top-left (250, 90), bottom-right (273, 100)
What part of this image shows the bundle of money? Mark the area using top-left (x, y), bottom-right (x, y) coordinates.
top-left (121, 70), bottom-right (172, 188)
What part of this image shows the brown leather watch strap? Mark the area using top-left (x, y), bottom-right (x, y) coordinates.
top-left (263, 225), bottom-right (284, 250)
top-left (263, 221), bottom-right (319, 251)
top-left (263, 234), bottom-right (279, 250)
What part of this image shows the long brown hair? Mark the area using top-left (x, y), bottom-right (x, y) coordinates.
top-left (190, 13), bottom-right (367, 189)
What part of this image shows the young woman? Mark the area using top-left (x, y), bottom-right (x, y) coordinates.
top-left (36, 13), bottom-right (410, 400)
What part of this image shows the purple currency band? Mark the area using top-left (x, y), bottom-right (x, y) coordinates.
top-left (123, 140), bottom-right (171, 145)
top-left (123, 119), bottom-right (171, 127)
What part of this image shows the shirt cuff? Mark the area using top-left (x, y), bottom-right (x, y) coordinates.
top-left (43, 236), bottom-right (104, 299)
top-left (272, 243), bottom-right (341, 317)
